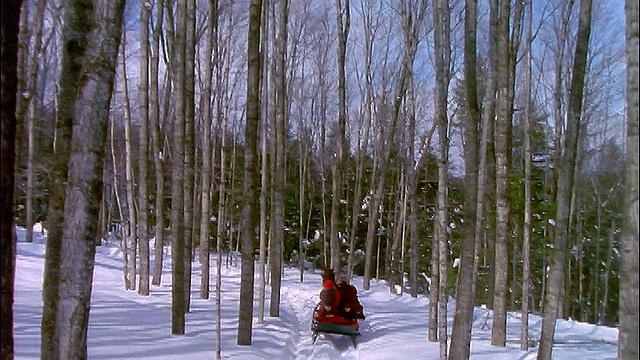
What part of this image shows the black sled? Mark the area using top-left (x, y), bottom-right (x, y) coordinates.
top-left (311, 302), bottom-right (360, 348)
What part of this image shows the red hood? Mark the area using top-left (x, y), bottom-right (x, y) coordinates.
top-left (322, 279), bottom-right (335, 289)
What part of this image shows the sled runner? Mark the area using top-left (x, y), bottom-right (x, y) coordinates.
top-left (311, 302), bottom-right (360, 348)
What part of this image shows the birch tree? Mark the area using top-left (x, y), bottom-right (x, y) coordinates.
top-left (120, 29), bottom-right (137, 291)
top-left (41, 0), bottom-right (87, 354)
top-left (16, 0), bottom-right (46, 244)
top-left (619, 0), bottom-right (638, 358)
top-left (257, 0), bottom-right (270, 322)
top-left (170, 0), bottom-right (188, 335)
top-left (538, 0), bottom-right (593, 358)
top-left (362, 3), bottom-right (411, 292)
top-left (521, 0), bottom-right (533, 351)
top-left (238, 0), bottom-right (262, 345)
top-left (449, 0), bottom-right (480, 356)
top-left (432, 0), bottom-right (451, 356)
top-left (137, 0), bottom-right (151, 298)
top-left (52, 0), bottom-right (125, 357)
top-left (491, 0), bottom-right (512, 347)
top-left (183, 0), bottom-right (197, 313)
top-left (346, 0), bottom-right (379, 282)
top-left (150, 0), bottom-right (166, 287)
top-left (199, 0), bottom-right (219, 301)
top-left (330, 0), bottom-right (349, 274)
top-left (270, 0), bottom-right (288, 318)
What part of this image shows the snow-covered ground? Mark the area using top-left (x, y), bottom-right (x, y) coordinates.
top-left (13, 225), bottom-right (619, 359)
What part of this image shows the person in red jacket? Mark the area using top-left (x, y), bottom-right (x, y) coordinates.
top-left (315, 268), bottom-right (356, 326)
top-left (336, 273), bottom-right (365, 320)
top-left (317, 268), bottom-right (340, 318)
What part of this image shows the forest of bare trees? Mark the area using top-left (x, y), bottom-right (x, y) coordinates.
top-left (1, 0), bottom-right (638, 359)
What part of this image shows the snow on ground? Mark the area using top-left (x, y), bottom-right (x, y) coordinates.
top-left (13, 225), bottom-right (618, 359)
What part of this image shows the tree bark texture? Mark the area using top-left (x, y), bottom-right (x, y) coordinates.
top-left (433, 0), bottom-right (451, 357)
top-left (41, 0), bottom-right (91, 356)
top-left (269, 0), bottom-right (287, 318)
top-left (120, 31), bottom-right (137, 292)
top-left (0, 1), bottom-right (23, 358)
top-left (150, 0), bottom-right (165, 287)
top-left (52, 1), bottom-right (125, 358)
top-left (620, 0), bottom-right (639, 358)
top-left (330, 0), bottom-right (349, 274)
top-left (491, 0), bottom-right (511, 347)
top-left (182, 0), bottom-right (197, 313)
top-left (170, 0), bottom-right (187, 335)
top-left (449, 0), bottom-right (479, 357)
top-left (238, 0), bottom-right (262, 345)
top-left (199, 0), bottom-right (218, 301)
top-left (137, 0), bottom-right (151, 297)
top-left (538, 0), bottom-right (592, 358)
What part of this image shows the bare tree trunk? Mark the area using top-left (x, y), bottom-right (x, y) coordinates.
top-left (170, 0), bottom-right (187, 335)
top-left (137, 0), bottom-right (151, 297)
top-left (150, 0), bottom-right (166, 287)
top-left (601, 224), bottom-right (614, 325)
top-left (41, 0), bottom-right (83, 352)
top-left (491, 0), bottom-right (511, 347)
top-left (433, 0), bottom-right (451, 357)
top-left (19, 0), bottom-right (46, 244)
top-left (120, 31), bottom-right (138, 291)
top-left (362, 2), bottom-right (418, 290)
top-left (257, 0), bottom-right (270, 323)
top-left (111, 116), bottom-right (130, 290)
top-left (347, 1), bottom-right (379, 283)
top-left (0, 1), bottom-right (24, 357)
top-left (270, 0), bottom-right (288, 318)
top-left (449, 0), bottom-right (480, 356)
top-left (619, 0), bottom-right (638, 357)
top-left (521, 0), bottom-right (533, 350)
top-left (550, 0), bottom-right (575, 206)
top-left (14, 2), bottom-right (30, 174)
top-left (538, 0), bottom-right (593, 358)
top-left (238, 0), bottom-right (262, 345)
top-left (588, 184), bottom-right (602, 323)
top-left (330, 0), bottom-right (350, 274)
top-left (199, 0), bottom-right (218, 300)
top-left (52, 1), bottom-right (125, 357)
top-left (183, 0), bottom-right (197, 313)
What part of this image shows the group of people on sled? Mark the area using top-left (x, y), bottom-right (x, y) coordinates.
top-left (314, 268), bottom-right (365, 327)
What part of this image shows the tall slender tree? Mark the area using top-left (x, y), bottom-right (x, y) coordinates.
top-left (329, 0), bottom-right (350, 274)
top-left (432, 0), bottom-right (451, 356)
top-left (16, 0), bottom-right (46, 245)
top-left (521, 0), bottom-right (533, 351)
top-left (449, 0), bottom-right (480, 357)
top-left (269, 0), bottom-right (288, 318)
top-left (199, 0), bottom-right (219, 301)
top-left (120, 29), bottom-right (137, 291)
top-left (52, 0), bottom-right (125, 357)
top-left (491, 0), bottom-right (512, 347)
top-left (138, 0), bottom-right (151, 297)
top-left (619, 0), bottom-right (638, 358)
top-left (238, 0), bottom-right (263, 345)
top-left (1, 1), bottom-right (24, 357)
top-left (257, 0), bottom-right (270, 323)
top-left (183, 0), bottom-right (197, 313)
top-left (41, 0), bottom-right (91, 355)
top-left (538, 0), bottom-right (593, 358)
top-left (170, 0), bottom-right (188, 335)
top-left (150, 0), bottom-right (166, 287)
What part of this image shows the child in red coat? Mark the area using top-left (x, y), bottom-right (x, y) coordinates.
top-left (316, 268), bottom-right (356, 326)
top-left (336, 274), bottom-right (365, 320)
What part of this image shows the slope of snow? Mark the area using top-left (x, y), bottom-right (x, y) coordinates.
top-left (13, 225), bottom-right (618, 359)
